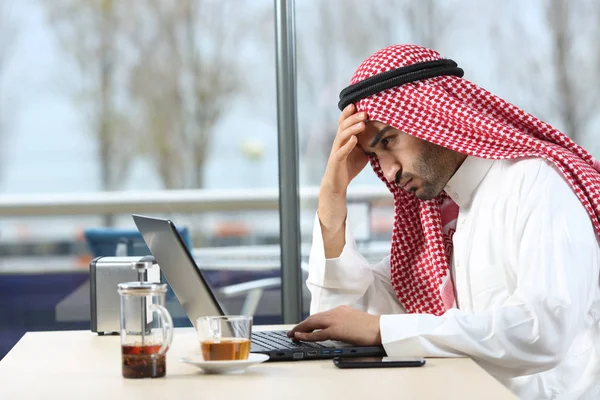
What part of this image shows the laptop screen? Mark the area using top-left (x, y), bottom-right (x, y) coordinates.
top-left (133, 214), bottom-right (225, 328)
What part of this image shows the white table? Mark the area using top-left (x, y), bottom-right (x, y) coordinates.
top-left (0, 326), bottom-right (516, 400)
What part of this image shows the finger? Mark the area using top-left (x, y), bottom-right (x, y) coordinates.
top-left (333, 135), bottom-right (358, 162)
top-left (338, 111), bottom-right (368, 134)
top-left (332, 122), bottom-right (364, 152)
top-left (287, 315), bottom-right (329, 337)
top-left (289, 317), bottom-right (328, 334)
top-left (287, 316), bottom-right (313, 337)
top-left (294, 329), bottom-right (331, 342)
top-left (337, 103), bottom-right (355, 124)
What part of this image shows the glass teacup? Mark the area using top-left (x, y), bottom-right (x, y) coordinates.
top-left (196, 316), bottom-right (253, 361)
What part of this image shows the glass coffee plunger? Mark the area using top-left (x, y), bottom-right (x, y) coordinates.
top-left (117, 261), bottom-right (173, 379)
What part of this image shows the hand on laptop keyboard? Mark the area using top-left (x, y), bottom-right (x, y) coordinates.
top-left (286, 305), bottom-right (382, 346)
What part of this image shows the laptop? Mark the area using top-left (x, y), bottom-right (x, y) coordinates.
top-left (132, 214), bottom-right (386, 361)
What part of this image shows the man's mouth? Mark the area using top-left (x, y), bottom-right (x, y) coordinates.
top-left (400, 179), bottom-right (412, 191)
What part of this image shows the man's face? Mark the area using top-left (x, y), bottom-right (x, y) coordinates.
top-left (356, 121), bottom-right (465, 200)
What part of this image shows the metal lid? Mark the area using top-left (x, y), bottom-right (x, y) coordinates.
top-left (117, 281), bottom-right (167, 295)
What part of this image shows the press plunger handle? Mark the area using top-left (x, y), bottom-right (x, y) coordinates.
top-left (132, 261), bottom-right (154, 282)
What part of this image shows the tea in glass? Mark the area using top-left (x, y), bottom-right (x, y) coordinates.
top-left (121, 344), bottom-right (166, 379)
top-left (197, 316), bottom-right (253, 361)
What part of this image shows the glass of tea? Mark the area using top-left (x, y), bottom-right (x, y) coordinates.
top-left (196, 316), bottom-right (253, 361)
top-left (118, 282), bottom-right (174, 378)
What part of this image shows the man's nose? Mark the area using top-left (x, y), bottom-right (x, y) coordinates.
top-left (382, 162), bottom-right (398, 184)
top-left (384, 169), bottom-right (397, 184)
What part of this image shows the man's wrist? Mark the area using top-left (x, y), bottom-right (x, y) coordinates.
top-left (317, 209), bottom-right (346, 239)
top-left (373, 315), bottom-right (382, 345)
top-left (319, 178), bottom-right (347, 199)
top-left (317, 194), bottom-right (347, 231)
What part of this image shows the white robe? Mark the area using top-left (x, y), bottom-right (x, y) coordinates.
top-left (306, 156), bottom-right (600, 400)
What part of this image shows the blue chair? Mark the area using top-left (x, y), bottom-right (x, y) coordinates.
top-left (83, 227), bottom-right (192, 257)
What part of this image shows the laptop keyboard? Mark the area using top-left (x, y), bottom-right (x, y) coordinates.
top-left (251, 330), bottom-right (330, 351)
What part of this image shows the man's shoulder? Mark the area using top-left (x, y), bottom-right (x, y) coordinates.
top-left (494, 156), bottom-right (550, 174)
top-left (491, 156), bottom-right (580, 207)
top-left (493, 157), bottom-right (564, 187)
top-left (489, 157), bottom-right (599, 245)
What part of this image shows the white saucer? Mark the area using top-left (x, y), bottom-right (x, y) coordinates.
top-left (179, 353), bottom-right (270, 374)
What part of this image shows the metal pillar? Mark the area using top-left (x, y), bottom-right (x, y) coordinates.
top-left (274, 0), bottom-right (302, 323)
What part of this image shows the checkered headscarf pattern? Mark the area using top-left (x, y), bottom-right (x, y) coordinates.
top-left (350, 44), bottom-right (600, 316)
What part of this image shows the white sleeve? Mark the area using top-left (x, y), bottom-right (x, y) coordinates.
top-left (305, 213), bottom-right (405, 316)
top-left (378, 173), bottom-right (600, 378)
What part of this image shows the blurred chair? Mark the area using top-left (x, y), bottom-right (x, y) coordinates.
top-left (215, 262), bottom-right (311, 321)
top-left (218, 277), bottom-right (282, 316)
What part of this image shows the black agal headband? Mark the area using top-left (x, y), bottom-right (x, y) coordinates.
top-left (338, 59), bottom-right (464, 111)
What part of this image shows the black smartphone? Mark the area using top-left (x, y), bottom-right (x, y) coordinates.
top-left (333, 356), bottom-right (426, 369)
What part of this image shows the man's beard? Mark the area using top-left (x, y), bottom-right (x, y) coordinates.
top-left (395, 153), bottom-right (451, 200)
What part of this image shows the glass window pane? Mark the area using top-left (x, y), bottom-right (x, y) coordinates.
top-left (0, 0), bottom-right (283, 360)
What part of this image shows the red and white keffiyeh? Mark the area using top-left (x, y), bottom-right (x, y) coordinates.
top-left (349, 44), bottom-right (600, 316)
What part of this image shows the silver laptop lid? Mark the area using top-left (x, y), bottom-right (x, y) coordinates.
top-left (132, 214), bottom-right (224, 328)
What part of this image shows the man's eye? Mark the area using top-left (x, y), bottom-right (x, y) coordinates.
top-left (381, 137), bottom-right (391, 147)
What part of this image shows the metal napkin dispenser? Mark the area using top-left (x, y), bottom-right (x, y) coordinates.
top-left (90, 255), bottom-right (161, 335)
